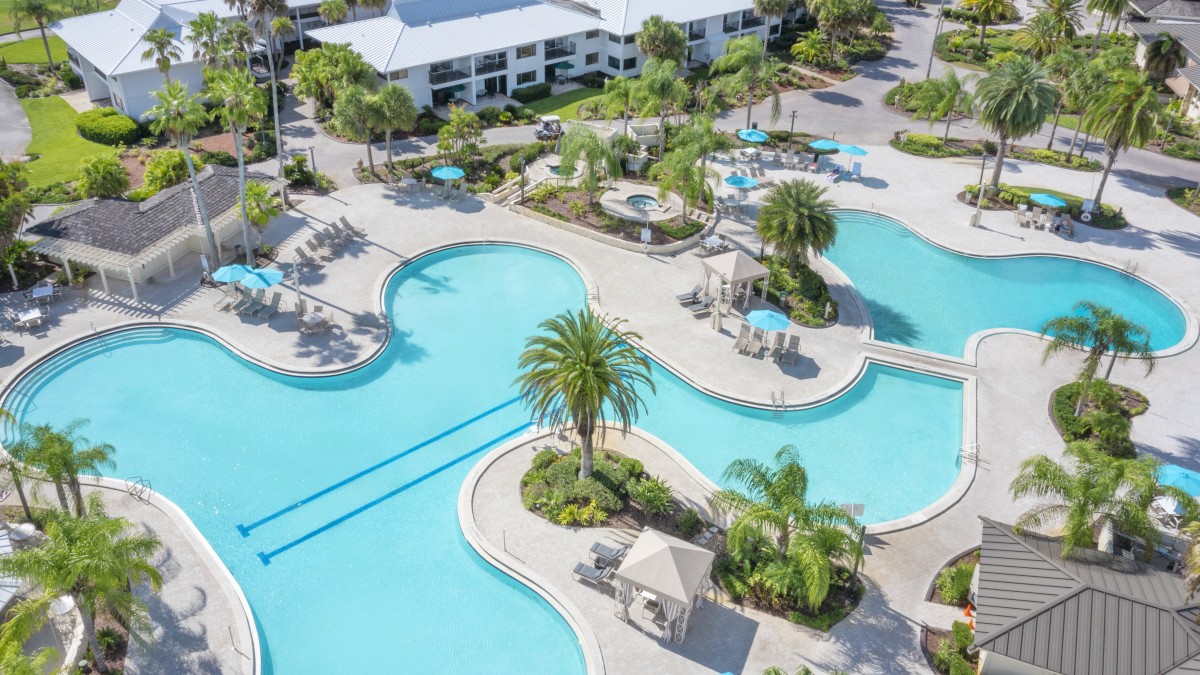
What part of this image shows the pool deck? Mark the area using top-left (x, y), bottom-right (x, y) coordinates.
top-left (1, 141), bottom-right (1200, 673)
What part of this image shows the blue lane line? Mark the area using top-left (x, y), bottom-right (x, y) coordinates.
top-left (256, 422), bottom-right (532, 565)
top-left (236, 395), bottom-right (522, 537)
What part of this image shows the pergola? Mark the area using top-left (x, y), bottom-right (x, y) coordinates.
top-left (612, 528), bottom-right (715, 644)
top-left (701, 250), bottom-right (770, 308)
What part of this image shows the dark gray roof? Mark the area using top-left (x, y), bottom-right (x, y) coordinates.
top-left (27, 165), bottom-right (268, 257)
top-left (974, 519), bottom-right (1200, 675)
top-left (1132, 21), bottom-right (1200, 59)
top-left (1128, 0), bottom-right (1200, 19)
top-left (1177, 65), bottom-right (1200, 89)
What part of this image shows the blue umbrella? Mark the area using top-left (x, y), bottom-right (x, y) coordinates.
top-left (1029, 193), bottom-right (1068, 208)
top-left (736, 129), bottom-right (770, 143)
top-left (837, 144), bottom-right (868, 156)
top-left (808, 139), bottom-right (841, 151)
top-left (1159, 464), bottom-right (1200, 497)
top-left (724, 175), bottom-right (758, 189)
top-left (237, 267), bottom-right (284, 289)
top-left (431, 166), bottom-right (465, 181)
top-left (745, 309), bottom-right (790, 331)
top-left (211, 264), bottom-right (253, 284)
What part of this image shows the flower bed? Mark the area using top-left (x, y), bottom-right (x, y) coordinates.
top-left (1050, 379), bottom-right (1147, 458)
top-left (962, 183), bottom-right (1126, 229)
top-left (754, 255), bottom-right (837, 327)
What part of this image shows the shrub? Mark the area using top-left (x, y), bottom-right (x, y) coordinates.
top-left (569, 198), bottom-right (588, 218)
top-left (511, 82), bottom-right (552, 103)
top-left (845, 38), bottom-right (888, 62)
top-left (26, 181), bottom-right (79, 204)
top-left (284, 154), bottom-right (317, 187)
top-left (58, 66), bottom-right (82, 90)
top-left (144, 149), bottom-right (202, 194)
top-left (617, 457), bottom-right (643, 479)
top-left (677, 508), bottom-right (704, 538)
top-left (0, 68), bottom-right (38, 87)
top-left (477, 106), bottom-right (502, 126)
top-left (565, 477), bottom-right (622, 513)
top-left (628, 475), bottom-right (673, 516)
top-left (591, 459), bottom-right (631, 496)
top-left (580, 500), bottom-right (608, 526)
top-left (75, 108), bottom-right (141, 146)
top-left (508, 141), bottom-right (548, 173)
top-left (247, 130), bottom-right (276, 161)
top-left (96, 626), bottom-right (124, 655)
top-left (952, 621), bottom-right (973, 652)
top-left (14, 84), bottom-right (36, 98)
top-left (532, 449), bottom-right (559, 471)
top-left (556, 503), bottom-right (582, 525)
top-left (1164, 139), bottom-right (1200, 161)
top-left (544, 453), bottom-right (582, 487)
top-left (936, 562), bottom-right (975, 606)
top-left (418, 117), bottom-right (446, 136)
top-left (77, 154), bottom-right (129, 198)
top-left (522, 482), bottom-right (550, 510)
top-left (199, 150), bottom-right (237, 167)
top-left (499, 111), bottom-right (513, 123)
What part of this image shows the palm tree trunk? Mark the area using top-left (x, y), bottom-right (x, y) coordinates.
top-left (1104, 353), bottom-right (1119, 380)
top-left (266, 35), bottom-right (284, 180)
top-left (233, 130), bottom-right (254, 266)
top-left (978, 20), bottom-right (987, 48)
top-left (745, 90), bottom-right (754, 131)
top-left (38, 23), bottom-right (54, 68)
top-left (1090, 14), bottom-right (1105, 56)
top-left (80, 605), bottom-right (109, 674)
top-left (5, 462), bottom-right (33, 521)
top-left (182, 147), bottom-right (218, 270)
top-left (1074, 369), bottom-right (1095, 416)
top-left (622, 105), bottom-right (629, 135)
top-left (578, 421), bottom-right (594, 479)
top-left (52, 480), bottom-right (71, 512)
top-left (1093, 146), bottom-right (1117, 207)
top-left (989, 137), bottom-right (1008, 188)
top-left (365, 134), bottom-right (375, 176)
top-left (1046, 100), bottom-right (1063, 151)
top-left (70, 477), bottom-right (86, 517)
top-left (1067, 116), bottom-right (1083, 159)
top-left (385, 130), bottom-right (394, 183)
top-left (943, 109), bottom-right (954, 144)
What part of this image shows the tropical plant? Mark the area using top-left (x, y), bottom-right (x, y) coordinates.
top-left (559, 125), bottom-right (621, 204)
top-left (1042, 301), bottom-right (1155, 416)
top-left (318, 0), bottom-right (347, 25)
top-left (757, 179), bottom-right (838, 272)
top-left (712, 445), bottom-right (861, 611)
top-left (9, 419), bottom-right (115, 518)
top-left (436, 104), bottom-right (485, 165)
top-left (141, 27), bottom-right (182, 83)
top-left (292, 42), bottom-right (375, 112)
top-left (207, 67), bottom-right (266, 265)
top-left (9, 0), bottom-right (61, 67)
top-left (808, 0), bottom-right (874, 54)
top-left (373, 82), bottom-right (418, 179)
top-left (241, 180), bottom-right (282, 230)
top-left (650, 145), bottom-right (717, 220)
top-left (0, 497), bottom-right (162, 673)
top-left (635, 14), bottom-right (688, 64)
top-left (634, 57), bottom-right (689, 155)
top-left (712, 35), bottom-right (784, 130)
top-left (143, 148), bottom-right (204, 194)
top-left (1144, 32), bottom-right (1185, 81)
top-left (0, 408), bottom-right (34, 522)
top-left (1040, 0), bottom-right (1083, 39)
top-left (671, 114), bottom-right (734, 198)
top-left (358, 0), bottom-right (385, 19)
top-left (241, 0), bottom-right (288, 182)
top-left (1083, 70), bottom-right (1161, 205)
top-left (222, 21), bottom-right (256, 68)
top-left (962, 0), bottom-right (1017, 47)
top-left (935, 562), bottom-right (976, 605)
top-left (974, 55), bottom-right (1057, 187)
top-left (790, 31), bottom-right (830, 67)
top-left (1015, 12), bottom-right (1067, 59)
top-left (186, 12), bottom-right (226, 68)
top-left (76, 155), bottom-right (129, 199)
top-left (1062, 62), bottom-right (1107, 159)
top-left (911, 68), bottom-right (978, 143)
top-left (1042, 48), bottom-right (1085, 150)
top-left (1086, 0), bottom-right (1125, 54)
top-left (146, 81), bottom-right (218, 268)
top-left (333, 84), bottom-right (378, 172)
top-left (754, 0), bottom-right (791, 55)
top-left (515, 309), bottom-right (654, 479)
top-left (0, 637), bottom-right (56, 675)
top-left (0, 160), bottom-right (32, 247)
top-left (602, 75), bottom-right (636, 134)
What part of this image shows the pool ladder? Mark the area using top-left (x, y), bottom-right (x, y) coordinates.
top-left (770, 390), bottom-right (785, 417)
top-left (961, 443), bottom-right (980, 463)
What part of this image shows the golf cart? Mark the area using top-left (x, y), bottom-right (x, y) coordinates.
top-left (534, 115), bottom-right (562, 141)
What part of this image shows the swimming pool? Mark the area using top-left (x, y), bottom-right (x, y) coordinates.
top-left (6, 245), bottom-right (962, 673)
top-left (823, 211), bottom-right (1189, 357)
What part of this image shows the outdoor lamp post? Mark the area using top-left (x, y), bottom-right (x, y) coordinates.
top-left (926, 0), bottom-right (948, 79)
top-left (308, 146), bottom-right (318, 178)
top-left (786, 110), bottom-right (798, 157)
top-left (971, 155), bottom-right (989, 227)
top-left (520, 159), bottom-right (526, 202)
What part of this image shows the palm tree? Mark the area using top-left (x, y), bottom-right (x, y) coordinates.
top-left (207, 67), bottom-right (266, 266)
top-left (962, 0), bottom-right (1016, 47)
top-left (558, 125), bottom-right (621, 204)
top-left (0, 637), bottom-right (56, 675)
top-left (974, 55), bottom-right (1057, 188)
top-left (1063, 62), bottom-right (1106, 159)
top-left (10, 419), bottom-right (115, 518)
top-left (712, 35), bottom-right (783, 131)
top-left (292, 42), bottom-right (374, 113)
top-left (650, 145), bottom-right (717, 221)
top-left (807, 0), bottom-right (872, 56)
top-left (0, 407), bottom-right (35, 522)
top-left (672, 114), bottom-right (734, 205)
top-left (515, 309), bottom-right (654, 479)
top-left (635, 14), bottom-right (687, 64)
top-left (712, 445), bottom-right (860, 611)
top-left (790, 31), bottom-right (830, 67)
top-left (267, 14), bottom-right (295, 178)
top-left (9, 0), bottom-right (62, 67)
top-left (1084, 70), bottom-right (1161, 206)
top-left (0, 498), bottom-right (162, 674)
top-left (141, 27), bottom-right (182, 84)
top-left (1043, 48), bottom-right (1085, 150)
top-left (1041, 0), bottom-right (1083, 39)
top-left (358, 0), bottom-right (385, 19)
top-left (1144, 32), bottom-right (1185, 81)
top-left (602, 75), bottom-right (637, 135)
top-left (1042, 301), bottom-right (1155, 416)
top-left (634, 57), bottom-right (689, 156)
top-left (187, 12), bottom-right (226, 68)
top-left (757, 179), bottom-right (838, 272)
top-left (222, 21), bottom-right (257, 69)
top-left (147, 81), bottom-right (219, 269)
top-left (1010, 441), bottom-right (1188, 557)
top-left (333, 84), bottom-right (378, 175)
top-left (374, 83), bottom-right (418, 180)
top-left (317, 0), bottom-right (347, 25)
top-left (753, 0), bottom-right (791, 56)
top-left (1015, 12), bottom-right (1067, 59)
top-left (911, 68), bottom-right (978, 144)
top-left (1086, 0), bottom-right (1126, 54)
top-left (241, 180), bottom-right (282, 241)
top-left (77, 155), bottom-right (129, 198)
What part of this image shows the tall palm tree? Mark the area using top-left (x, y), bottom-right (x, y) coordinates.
top-left (757, 179), bottom-right (838, 272)
top-left (635, 14), bottom-right (688, 64)
top-left (0, 407), bottom-right (35, 522)
top-left (558, 125), bottom-right (621, 204)
top-left (358, 0), bottom-right (385, 18)
top-left (1041, 0), bottom-right (1083, 39)
top-left (650, 145), bottom-right (717, 220)
top-left (1015, 12), bottom-right (1067, 59)
top-left (187, 12), bottom-right (227, 68)
top-left (634, 57), bottom-right (689, 156)
top-left (222, 21), bottom-right (257, 69)
top-left (141, 27), bottom-right (182, 84)
top-left (962, 0), bottom-right (1016, 47)
top-left (975, 55), bottom-right (1058, 188)
top-left (243, 0), bottom-right (286, 179)
top-left (912, 68), bottom-right (978, 144)
top-left (1042, 301), bottom-right (1155, 416)
top-left (1043, 48), bottom-right (1085, 150)
top-left (207, 67), bottom-right (266, 266)
top-left (146, 81), bottom-right (219, 269)
top-left (712, 35), bottom-right (784, 131)
top-left (1063, 62), bottom-right (1106, 159)
top-left (807, 0), bottom-right (872, 55)
top-left (9, 0), bottom-right (62, 67)
top-left (374, 83), bottom-right (418, 180)
top-left (1083, 70), bottom-right (1161, 206)
top-left (672, 114), bottom-right (734, 203)
top-left (1086, 0), bottom-right (1125, 54)
top-left (753, 0), bottom-right (791, 56)
top-left (712, 445), bottom-right (860, 611)
top-left (602, 75), bottom-right (637, 135)
top-left (515, 309), bottom-right (654, 479)
top-left (10, 419), bottom-right (115, 518)
top-left (1010, 441), bottom-right (1188, 558)
top-left (317, 0), bottom-right (347, 25)
top-left (0, 498), bottom-right (162, 674)
top-left (333, 84), bottom-right (378, 175)
top-left (1144, 32), bottom-right (1185, 81)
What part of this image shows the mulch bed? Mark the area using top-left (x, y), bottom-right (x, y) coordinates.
top-left (92, 612), bottom-right (130, 672)
top-left (607, 499), bottom-right (713, 543)
top-left (924, 626), bottom-right (954, 673)
top-left (929, 548), bottom-right (980, 606)
top-left (0, 258), bottom-right (60, 292)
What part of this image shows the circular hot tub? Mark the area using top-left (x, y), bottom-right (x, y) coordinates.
top-left (626, 194), bottom-right (660, 209)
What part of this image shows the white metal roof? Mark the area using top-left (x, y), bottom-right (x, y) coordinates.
top-left (583, 0), bottom-right (753, 36)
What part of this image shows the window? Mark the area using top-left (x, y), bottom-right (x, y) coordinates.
top-left (517, 43), bottom-right (536, 59)
top-left (392, 68), bottom-right (408, 80)
top-left (585, 29), bottom-right (599, 40)
top-left (623, 34), bottom-right (636, 44)
top-left (517, 70), bottom-right (537, 85)
top-left (623, 56), bottom-right (636, 70)
top-left (608, 55), bottom-right (620, 69)
top-left (585, 52), bottom-right (599, 66)
top-left (608, 32), bottom-right (621, 44)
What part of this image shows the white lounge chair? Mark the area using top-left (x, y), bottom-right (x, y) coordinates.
top-left (768, 332), bottom-right (786, 361)
top-left (746, 327), bottom-right (765, 356)
top-left (732, 323), bottom-right (750, 352)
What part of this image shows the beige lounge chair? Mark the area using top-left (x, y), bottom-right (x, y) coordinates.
top-left (229, 289), bottom-right (256, 313)
top-left (254, 291), bottom-right (283, 319)
top-left (768, 332), bottom-right (786, 361)
top-left (213, 285), bottom-right (240, 311)
top-left (746, 327), bottom-right (765, 356)
top-left (295, 247), bottom-right (321, 267)
top-left (237, 289), bottom-right (266, 316)
top-left (732, 323), bottom-right (751, 352)
top-left (780, 334), bottom-right (801, 365)
top-left (337, 216), bottom-right (367, 237)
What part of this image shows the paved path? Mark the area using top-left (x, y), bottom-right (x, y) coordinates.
top-left (0, 79), bottom-right (31, 160)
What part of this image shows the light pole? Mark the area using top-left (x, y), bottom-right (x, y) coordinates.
top-left (971, 154), bottom-right (989, 227)
top-left (925, 0), bottom-right (948, 79)
top-left (786, 110), bottom-right (798, 157)
top-left (308, 146), bottom-right (318, 178)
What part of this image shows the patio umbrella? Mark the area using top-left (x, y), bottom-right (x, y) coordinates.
top-left (745, 309), bottom-right (790, 331)
top-left (211, 264), bottom-right (253, 284)
top-left (736, 129), bottom-right (769, 143)
top-left (237, 267), bottom-right (285, 289)
top-left (837, 144), bottom-right (868, 156)
top-left (553, 62), bottom-right (575, 70)
top-left (432, 166), bottom-right (465, 196)
top-left (807, 139), bottom-right (841, 151)
top-left (1159, 464), bottom-right (1200, 496)
top-left (445, 84), bottom-right (466, 93)
top-left (724, 175), bottom-right (758, 189)
top-left (1029, 193), bottom-right (1068, 208)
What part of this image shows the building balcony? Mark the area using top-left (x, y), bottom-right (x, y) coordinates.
top-left (429, 68), bottom-right (470, 85)
top-left (740, 16), bottom-right (764, 28)
top-left (723, 22), bottom-right (739, 33)
top-left (544, 43), bottom-right (576, 60)
top-left (688, 30), bottom-right (706, 42)
top-left (474, 59), bottom-right (507, 75)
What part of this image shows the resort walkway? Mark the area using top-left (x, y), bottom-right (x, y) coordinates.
top-left (0, 80), bottom-right (31, 160)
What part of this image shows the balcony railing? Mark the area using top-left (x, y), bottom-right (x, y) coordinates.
top-left (722, 22), bottom-right (739, 33)
top-left (544, 42), bottom-right (576, 60)
top-left (474, 58), bottom-right (507, 75)
top-left (740, 15), bottom-right (764, 28)
top-left (429, 68), bottom-right (470, 85)
top-left (688, 29), bottom-right (706, 41)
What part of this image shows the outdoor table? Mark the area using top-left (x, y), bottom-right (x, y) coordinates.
top-left (739, 147), bottom-right (761, 160)
top-left (31, 285), bottom-right (53, 300)
top-left (17, 308), bottom-right (41, 323)
top-left (701, 236), bottom-right (723, 247)
top-left (301, 312), bottom-right (325, 326)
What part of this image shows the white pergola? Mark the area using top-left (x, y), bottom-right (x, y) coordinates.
top-left (701, 250), bottom-right (770, 308)
top-left (612, 527), bottom-right (715, 644)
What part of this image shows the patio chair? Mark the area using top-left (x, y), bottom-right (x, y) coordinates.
top-left (238, 289), bottom-right (266, 316)
top-left (295, 247), bottom-right (321, 267)
top-left (768, 332), bottom-right (786, 361)
top-left (1016, 211), bottom-right (1031, 228)
top-left (337, 216), bottom-right (367, 237)
top-left (780, 334), bottom-right (801, 366)
top-left (324, 225), bottom-right (351, 244)
top-left (307, 238), bottom-right (335, 261)
top-left (571, 562), bottom-right (612, 586)
top-left (590, 542), bottom-right (629, 566)
top-left (254, 291), bottom-right (283, 319)
top-left (732, 323), bottom-right (751, 353)
top-left (687, 295), bottom-right (715, 314)
top-left (1034, 213), bottom-right (1048, 231)
top-left (746, 327), bottom-right (765, 356)
top-left (51, 284), bottom-right (63, 300)
top-left (642, 596), bottom-right (661, 620)
top-left (229, 289), bottom-right (257, 314)
top-left (213, 285), bottom-right (240, 311)
top-left (676, 284), bottom-right (701, 304)
top-left (850, 162), bottom-right (862, 182)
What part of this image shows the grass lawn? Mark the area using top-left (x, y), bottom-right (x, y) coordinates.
top-left (524, 87), bottom-right (606, 121)
top-left (0, 35), bottom-right (68, 65)
top-left (20, 96), bottom-right (116, 186)
top-left (0, 0), bottom-right (119, 35)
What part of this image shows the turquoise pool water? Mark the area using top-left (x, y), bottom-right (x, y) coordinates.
top-left (6, 245), bottom-right (962, 673)
top-left (824, 211), bottom-right (1189, 357)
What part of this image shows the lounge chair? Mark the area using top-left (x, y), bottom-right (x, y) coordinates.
top-left (768, 332), bottom-right (786, 361)
top-left (229, 289), bottom-right (256, 314)
top-left (238, 289), bottom-right (266, 316)
top-left (213, 285), bottom-right (240, 311)
top-left (850, 162), bottom-right (862, 182)
top-left (746, 327), bottom-right (765, 356)
top-left (732, 323), bottom-right (751, 353)
top-left (687, 295), bottom-right (715, 314)
top-left (337, 216), bottom-right (367, 237)
top-left (571, 562), bottom-right (612, 586)
top-left (295, 247), bottom-right (321, 267)
top-left (254, 291), bottom-right (283, 319)
top-left (676, 284), bottom-right (701, 304)
top-left (590, 542), bottom-right (629, 566)
top-left (324, 226), bottom-right (351, 244)
top-left (780, 334), bottom-right (801, 365)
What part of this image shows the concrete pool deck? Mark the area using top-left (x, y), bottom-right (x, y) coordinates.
top-left (1, 140), bottom-right (1199, 673)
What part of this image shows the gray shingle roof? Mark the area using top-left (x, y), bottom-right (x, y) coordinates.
top-left (28, 165), bottom-right (267, 257)
top-left (1128, 0), bottom-right (1200, 19)
top-left (1131, 21), bottom-right (1200, 60)
top-left (974, 519), bottom-right (1200, 675)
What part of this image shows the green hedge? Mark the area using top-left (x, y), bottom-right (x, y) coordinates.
top-left (1164, 139), bottom-right (1200, 161)
top-left (891, 133), bottom-right (973, 158)
top-left (1009, 147), bottom-right (1102, 171)
top-left (511, 82), bottom-right (552, 104)
top-left (74, 108), bottom-right (140, 146)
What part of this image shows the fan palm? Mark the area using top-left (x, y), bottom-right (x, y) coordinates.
top-left (243, 0), bottom-right (287, 179)
top-left (515, 310), bottom-right (654, 479)
top-left (1015, 12), bottom-right (1067, 59)
top-left (974, 55), bottom-right (1057, 187)
top-left (756, 179), bottom-right (838, 272)
top-left (711, 35), bottom-right (783, 131)
top-left (650, 145), bottom-right (717, 221)
top-left (558, 125), bottom-right (621, 204)
top-left (8, 0), bottom-right (61, 67)
top-left (1083, 70), bottom-right (1161, 206)
top-left (790, 31), bottom-right (830, 67)
top-left (292, 42), bottom-right (374, 113)
top-left (1042, 48), bottom-right (1085, 150)
top-left (1042, 301), bottom-right (1155, 416)
top-left (911, 68), bottom-right (978, 143)
top-left (0, 498), bottom-right (162, 674)
top-left (222, 21), bottom-right (256, 69)
top-left (754, 0), bottom-right (791, 55)
top-left (187, 12), bottom-right (226, 68)
top-left (1041, 0), bottom-right (1083, 39)
top-left (671, 114), bottom-right (734, 203)
top-left (634, 57), bottom-right (689, 155)
top-left (141, 27), bottom-right (182, 84)
top-left (207, 67), bottom-right (266, 266)
top-left (602, 75), bottom-right (636, 135)
top-left (318, 0), bottom-right (347, 25)
top-left (241, 180), bottom-right (282, 230)
top-left (635, 14), bottom-right (687, 64)
top-left (1062, 62), bottom-right (1106, 159)
top-left (10, 419), bottom-right (115, 518)
top-left (374, 82), bottom-right (418, 179)
top-left (1144, 32), bottom-right (1185, 81)
top-left (962, 0), bottom-right (1016, 46)
top-left (146, 81), bottom-right (219, 268)
top-left (712, 445), bottom-right (860, 611)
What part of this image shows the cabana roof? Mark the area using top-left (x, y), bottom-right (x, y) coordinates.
top-left (613, 528), bottom-right (715, 609)
top-left (701, 250), bottom-right (768, 286)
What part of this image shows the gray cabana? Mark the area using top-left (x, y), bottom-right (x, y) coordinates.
top-left (701, 250), bottom-right (769, 308)
top-left (612, 527), bottom-right (715, 644)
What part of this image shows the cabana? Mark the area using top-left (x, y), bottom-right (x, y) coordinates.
top-left (701, 250), bottom-right (769, 308)
top-left (612, 527), bottom-right (715, 644)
